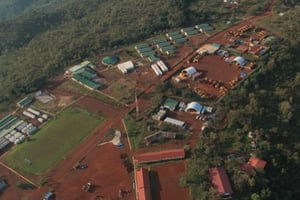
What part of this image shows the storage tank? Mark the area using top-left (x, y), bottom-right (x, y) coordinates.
top-left (23, 111), bottom-right (36, 119)
top-left (27, 108), bottom-right (41, 116)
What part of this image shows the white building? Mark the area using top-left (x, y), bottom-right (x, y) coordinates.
top-left (117, 61), bottom-right (135, 74)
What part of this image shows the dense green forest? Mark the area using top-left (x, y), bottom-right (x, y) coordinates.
top-left (0, 0), bottom-right (279, 110)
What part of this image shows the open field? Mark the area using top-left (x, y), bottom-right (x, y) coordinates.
top-left (58, 79), bottom-right (92, 95)
top-left (3, 107), bottom-right (104, 175)
top-left (150, 161), bottom-right (190, 200)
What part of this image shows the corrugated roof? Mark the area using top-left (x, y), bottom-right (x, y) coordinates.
top-left (72, 74), bottom-right (101, 89)
top-left (69, 61), bottom-right (92, 73)
top-left (163, 98), bottom-right (179, 111)
top-left (135, 43), bottom-right (150, 49)
top-left (136, 168), bottom-right (152, 200)
top-left (210, 167), bottom-right (233, 195)
top-left (248, 157), bottom-right (267, 169)
top-left (183, 66), bottom-right (197, 75)
top-left (17, 97), bottom-right (32, 107)
top-left (135, 149), bottom-right (185, 164)
top-left (185, 102), bottom-right (203, 113)
top-left (181, 27), bottom-right (196, 32)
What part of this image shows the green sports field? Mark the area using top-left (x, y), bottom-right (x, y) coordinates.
top-left (4, 107), bottom-right (104, 175)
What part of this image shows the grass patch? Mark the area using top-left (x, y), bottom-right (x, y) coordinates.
top-left (107, 79), bottom-right (137, 104)
top-left (4, 107), bottom-right (104, 175)
top-left (124, 115), bottom-right (147, 149)
top-left (89, 91), bottom-right (123, 107)
top-left (60, 79), bottom-right (123, 106)
top-left (59, 79), bottom-right (91, 95)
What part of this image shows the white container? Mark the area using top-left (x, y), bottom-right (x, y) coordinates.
top-left (27, 108), bottom-right (40, 116)
top-left (23, 111), bottom-right (36, 119)
top-left (42, 114), bottom-right (48, 120)
top-left (37, 118), bottom-right (44, 123)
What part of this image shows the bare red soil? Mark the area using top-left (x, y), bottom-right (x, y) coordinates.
top-left (0, 165), bottom-right (35, 200)
top-left (150, 161), bottom-right (189, 200)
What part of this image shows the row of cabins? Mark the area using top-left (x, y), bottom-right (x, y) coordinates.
top-left (0, 113), bottom-right (39, 151)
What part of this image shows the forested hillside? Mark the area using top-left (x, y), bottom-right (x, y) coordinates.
top-left (0, 0), bottom-right (277, 110)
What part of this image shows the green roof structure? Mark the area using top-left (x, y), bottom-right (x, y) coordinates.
top-left (102, 56), bottom-right (119, 65)
top-left (163, 98), bottom-right (179, 111)
top-left (160, 45), bottom-right (175, 52)
top-left (140, 51), bottom-right (156, 58)
top-left (17, 97), bottom-right (32, 108)
top-left (166, 32), bottom-right (181, 37)
top-left (0, 115), bottom-right (14, 127)
top-left (157, 42), bottom-right (172, 48)
top-left (77, 68), bottom-right (96, 80)
top-left (147, 55), bottom-right (159, 62)
top-left (169, 34), bottom-right (184, 40)
top-left (0, 116), bottom-right (19, 132)
top-left (137, 47), bottom-right (153, 53)
top-left (72, 74), bottom-right (102, 90)
top-left (153, 38), bottom-right (168, 44)
top-left (135, 43), bottom-right (150, 49)
top-left (196, 24), bottom-right (214, 32)
top-left (173, 37), bottom-right (188, 43)
top-left (181, 27), bottom-right (196, 32)
top-left (183, 29), bottom-right (199, 36)
top-left (69, 61), bottom-right (93, 73)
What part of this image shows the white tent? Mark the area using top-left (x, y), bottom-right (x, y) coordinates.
top-left (233, 56), bottom-right (246, 66)
top-left (182, 66), bottom-right (197, 76)
top-left (185, 102), bottom-right (203, 113)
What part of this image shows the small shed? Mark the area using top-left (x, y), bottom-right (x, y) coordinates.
top-left (163, 98), bottom-right (179, 111)
top-left (182, 66), bottom-right (197, 76)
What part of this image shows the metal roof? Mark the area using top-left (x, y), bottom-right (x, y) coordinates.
top-left (185, 102), bottom-right (203, 113)
top-left (136, 168), bottom-right (152, 200)
top-left (183, 66), bottom-right (197, 75)
top-left (210, 167), bottom-right (233, 195)
top-left (233, 56), bottom-right (246, 66)
top-left (135, 149), bottom-right (185, 164)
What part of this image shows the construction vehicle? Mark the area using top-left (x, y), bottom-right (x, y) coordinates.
top-left (82, 182), bottom-right (92, 192)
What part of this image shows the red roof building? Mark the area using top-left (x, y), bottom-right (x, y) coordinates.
top-left (242, 157), bottom-right (267, 173)
top-left (135, 149), bottom-right (185, 164)
top-left (210, 167), bottom-right (233, 195)
top-left (248, 157), bottom-right (267, 169)
top-left (136, 168), bottom-right (152, 200)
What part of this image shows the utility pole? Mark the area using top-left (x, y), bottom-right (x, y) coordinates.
top-left (135, 90), bottom-right (139, 118)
